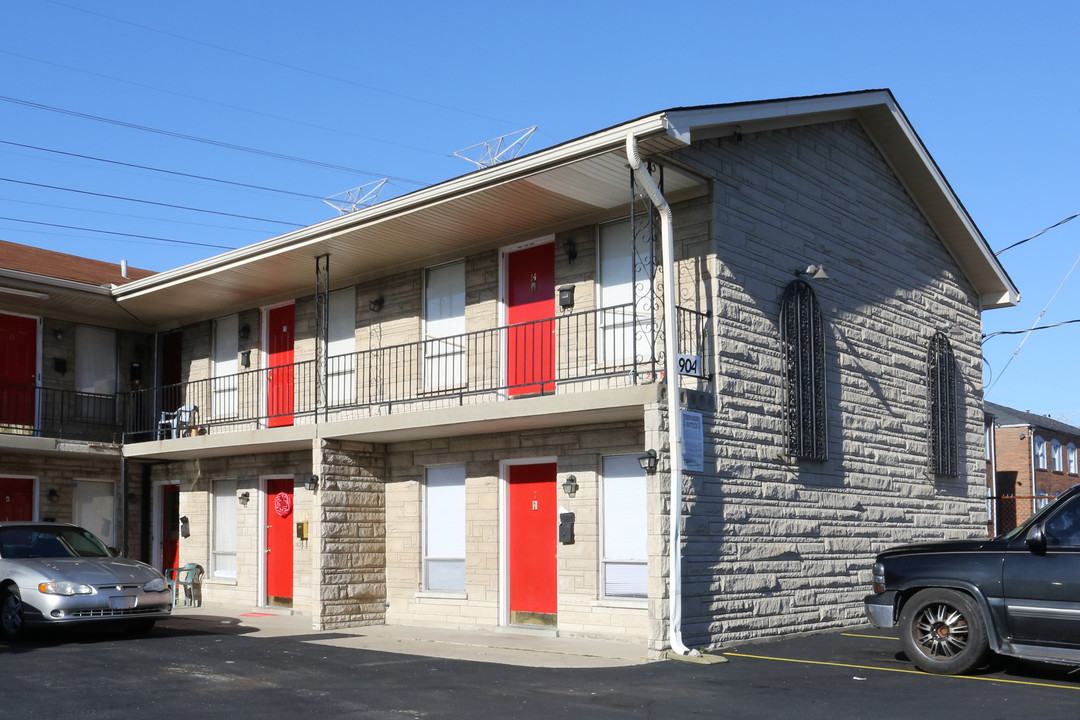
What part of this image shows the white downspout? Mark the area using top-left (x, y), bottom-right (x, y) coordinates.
top-left (626, 132), bottom-right (690, 656)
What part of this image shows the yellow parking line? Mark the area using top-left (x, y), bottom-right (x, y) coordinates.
top-left (841, 633), bottom-right (897, 640)
top-left (723, 652), bottom-right (1080, 691)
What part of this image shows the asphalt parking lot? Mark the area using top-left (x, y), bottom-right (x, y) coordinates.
top-left (2, 611), bottom-right (1079, 719)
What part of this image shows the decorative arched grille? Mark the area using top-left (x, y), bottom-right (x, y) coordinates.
top-left (780, 280), bottom-right (827, 461)
top-left (927, 331), bottom-right (959, 476)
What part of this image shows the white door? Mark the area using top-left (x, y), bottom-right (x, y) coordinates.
top-left (73, 480), bottom-right (116, 547)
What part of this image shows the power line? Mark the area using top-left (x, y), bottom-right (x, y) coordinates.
top-left (982, 318), bottom-right (1080, 342)
top-left (0, 177), bottom-right (304, 227)
top-left (0, 139), bottom-right (326, 200)
top-left (43, 0), bottom-right (526, 130)
top-left (0, 195), bottom-right (275, 235)
top-left (0, 95), bottom-right (428, 186)
top-left (996, 212), bottom-right (1079, 255)
top-left (0, 50), bottom-right (454, 160)
top-left (0, 216), bottom-right (236, 250)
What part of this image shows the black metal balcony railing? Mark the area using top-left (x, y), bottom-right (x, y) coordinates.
top-left (0, 383), bottom-right (124, 443)
top-left (0, 304), bottom-right (708, 445)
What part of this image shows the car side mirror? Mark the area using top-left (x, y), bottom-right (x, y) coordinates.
top-left (1026, 523), bottom-right (1047, 555)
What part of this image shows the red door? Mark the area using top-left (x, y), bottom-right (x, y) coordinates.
top-left (508, 463), bottom-right (557, 626)
top-left (0, 313), bottom-right (37, 427)
top-left (506, 244), bottom-right (555, 396)
top-left (265, 477), bottom-right (294, 606)
top-left (0, 478), bottom-right (35, 521)
top-left (161, 484), bottom-right (180, 572)
top-left (267, 305), bottom-right (294, 427)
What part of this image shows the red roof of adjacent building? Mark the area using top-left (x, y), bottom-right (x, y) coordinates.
top-left (0, 239), bottom-right (155, 286)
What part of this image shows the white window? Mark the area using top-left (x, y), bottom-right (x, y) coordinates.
top-left (424, 465), bottom-right (465, 592)
top-left (326, 287), bottom-right (356, 407)
top-left (212, 314), bottom-right (239, 419)
top-left (1069, 443), bottom-right (1078, 474)
top-left (73, 480), bottom-right (115, 547)
top-left (1035, 436), bottom-right (1047, 470)
top-left (423, 261), bottom-right (466, 392)
top-left (75, 325), bottom-right (116, 421)
top-left (211, 479), bottom-right (237, 579)
top-left (1052, 439), bottom-right (1064, 472)
top-left (602, 454), bottom-right (648, 598)
top-left (598, 219), bottom-right (654, 367)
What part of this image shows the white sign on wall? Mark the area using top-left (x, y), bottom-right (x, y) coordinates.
top-left (681, 411), bottom-right (705, 473)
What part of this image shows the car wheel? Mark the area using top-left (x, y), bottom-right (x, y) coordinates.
top-left (899, 588), bottom-right (990, 675)
top-left (1, 586), bottom-right (26, 640)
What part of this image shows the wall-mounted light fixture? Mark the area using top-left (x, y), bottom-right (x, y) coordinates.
top-left (369, 296), bottom-right (384, 313)
top-left (304, 475), bottom-right (319, 492)
top-left (238, 491), bottom-right (251, 506)
top-left (561, 474), bottom-right (579, 498)
top-left (794, 263), bottom-right (829, 280)
top-left (239, 324), bottom-right (251, 340)
top-left (638, 449), bottom-right (658, 475)
top-left (54, 329), bottom-right (63, 341)
top-left (47, 489), bottom-right (60, 503)
top-left (563, 237), bottom-right (577, 265)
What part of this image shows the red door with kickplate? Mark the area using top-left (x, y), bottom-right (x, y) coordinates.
top-left (506, 245), bottom-right (555, 396)
top-left (267, 305), bottom-right (294, 427)
top-left (265, 477), bottom-right (294, 606)
top-left (161, 484), bottom-right (180, 573)
top-left (0, 478), bottom-right (35, 521)
top-left (0, 313), bottom-right (37, 427)
top-left (508, 463), bottom-right (557, 626)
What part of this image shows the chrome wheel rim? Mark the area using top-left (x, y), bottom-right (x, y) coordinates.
top-left (913, 602), bottom-right (968, 658)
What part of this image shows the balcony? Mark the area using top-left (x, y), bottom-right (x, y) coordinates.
top-left (0, 384), bottom-right (125, 444)
top-left (119, 304), bottom-right (708, 443)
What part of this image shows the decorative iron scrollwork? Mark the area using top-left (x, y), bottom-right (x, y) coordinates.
top-left (927, 331), bottom-right (959, 476)
top-left (780, 280), bottom-right (827, 461)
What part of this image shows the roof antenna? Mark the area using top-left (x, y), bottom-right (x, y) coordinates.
top-left (324, 179), bottom-right (388, 215)
top-left (454, 127), bottom-right (537, 169)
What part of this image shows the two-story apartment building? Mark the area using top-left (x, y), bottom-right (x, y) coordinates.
top-left (985, 402), bottom-right (1080, 534)
top-left (1, 90), bottom-right (1019, 657)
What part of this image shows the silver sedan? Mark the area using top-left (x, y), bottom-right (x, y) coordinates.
top-left (0, 522), bottom-right (172, 639)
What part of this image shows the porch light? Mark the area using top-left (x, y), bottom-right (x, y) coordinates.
top-left (794, 263), bottom-right (829, 280)
top-left (638, 449), bottom-right (658, 475)
top-left (238, 491), bottom-right (250, 506)
top-left (47, 489), bottom-right (60, 503)
top-left (563, 237), bottom-right (577, 264)
top-left (369, 296), bottom-right (384, 312)
top-left (561, 475), bottom-right (579, 498)
top-left (304, 475), bottom-right (319, 492)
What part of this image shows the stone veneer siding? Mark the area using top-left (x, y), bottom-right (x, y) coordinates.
top-left (382, 421), bottom-right (652, 644)
top-left (659, 119), bottom-right (988, 649)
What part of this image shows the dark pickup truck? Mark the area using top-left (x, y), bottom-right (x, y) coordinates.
top-left (865, 484), bottom-right (1080, 674)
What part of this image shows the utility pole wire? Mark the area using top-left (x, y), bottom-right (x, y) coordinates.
top-left (985, 249), bottom-right (1080, 392)
top-left (996, 212), bottom-right (1079, 255)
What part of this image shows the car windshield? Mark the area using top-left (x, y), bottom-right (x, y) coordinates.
top-left (0, 526), bottom-right (112, 559)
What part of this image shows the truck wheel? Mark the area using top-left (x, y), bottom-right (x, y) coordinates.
top-left (899, 588), bottom-right (990, 674)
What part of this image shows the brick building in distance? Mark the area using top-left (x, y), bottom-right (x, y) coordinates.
top-left (986, 402), bottom-right (1080, 534)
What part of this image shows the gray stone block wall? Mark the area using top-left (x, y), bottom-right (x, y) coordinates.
top-left (663, 119), bottom-right (987, 648)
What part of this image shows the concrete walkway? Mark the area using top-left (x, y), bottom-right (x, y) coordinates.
top-left (169, 605), bottom-right (652, 668)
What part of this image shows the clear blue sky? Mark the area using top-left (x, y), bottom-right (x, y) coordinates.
top-left (3, 1), bottom-right (1078, 421)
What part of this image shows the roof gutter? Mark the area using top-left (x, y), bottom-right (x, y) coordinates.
top-left (626, 132), bottom-right (690, 656)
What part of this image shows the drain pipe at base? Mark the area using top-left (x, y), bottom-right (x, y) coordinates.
top-left (626, 132), bottom-right (690, 656)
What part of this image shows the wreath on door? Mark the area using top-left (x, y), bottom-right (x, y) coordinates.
top-left (274, 491), bottom-right (293, 518)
